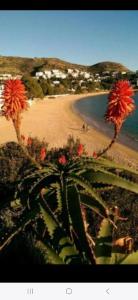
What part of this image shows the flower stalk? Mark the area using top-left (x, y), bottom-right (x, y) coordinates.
top-left (2, 79), bottom-right (41, 169)
top-left (97, 80), bottom-right (135, 158)
top-left (97, 124), bottom-right (118, 158)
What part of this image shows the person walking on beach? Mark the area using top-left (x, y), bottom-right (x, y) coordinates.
top-left (82, 123), bottom-right (89, 132)
top-left (82, 123), bottom-right (86, 132)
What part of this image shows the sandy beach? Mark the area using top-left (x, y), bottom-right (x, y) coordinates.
top-left (0, 92), bottom-right (138, 168)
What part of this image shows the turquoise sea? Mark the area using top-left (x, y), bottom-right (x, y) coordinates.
top-left (74, 92), bottom-right (138, 151)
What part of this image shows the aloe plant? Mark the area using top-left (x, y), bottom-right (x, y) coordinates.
top-left (95, 216), bottom-right (138, 264)
top-left (0, 151), bottom-right (138, 264)
top-left (0, 79), bottom-right (137, 264)
top-left (35, 211), bottom-right (138, 265)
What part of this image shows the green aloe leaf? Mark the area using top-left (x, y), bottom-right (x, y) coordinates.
top-left (110, 253), bottom-right (128, 264)
top-left (95, 218), bottom-right (113, 264)
top-left (40, 204), bottom-right (58, 238)
top-left (35, 240), bottom-right (64, 264)
top-left (58, 236), bottom-right (82, 264)
top-left (29, 174), bottom-right (58, 196)
top-left (81, 156), bottom-right (138, 176)
top-left (120, 252), bottom-right (138, 264)
top-left (80, 191), bottom-right (107, 218)
top-left (39, 204), bottom-right (82, 264)
top-left (69, 173), bottom-right (107, 210)
top-left (94, 157), bottom-right (138, 175)
top-left (0, 208), bottom-right (39, 252)
top-left (68, 186), bottom-right (94, 264)
top-left (87, 169), bottom-right (138, 194)
top-left (49, 182), bottom-right (63, 213)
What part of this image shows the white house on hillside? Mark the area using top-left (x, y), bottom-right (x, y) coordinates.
top-left (67, 69), bottom-right (74, 74)
top-left (53, 80), bottom-right (60, 85)
top-left (52, 69), bottom-right (67, 79)
top-left (35, 72), bottom-right (44, 78)
top-left (83, 72), bottom-right (90, 79)
top-left (44, 70), bottom-right (52, 78)
top-left (35, 69), bottom-right (68, 80)
top-left (72, 72), bottom-right (78, 78)
top-left (0, 74), bottom-right (12, 80)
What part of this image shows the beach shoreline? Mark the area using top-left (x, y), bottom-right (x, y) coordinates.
top-left (73, 93), bottom-right (138, 153)
top-left (0, 91), bottom-right (137, 168)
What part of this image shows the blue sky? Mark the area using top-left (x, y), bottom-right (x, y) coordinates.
top-left (0, 10), bottom-right (138, 70)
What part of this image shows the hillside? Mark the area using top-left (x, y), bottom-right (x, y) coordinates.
top-left (0, 56), bottom-right (86, 76)
top-left (0, 56), bottom-right (35, 75)
top-left (88, 61), bottom-right (130, 73)
top-left (0, 55), bottom-right (131, 75)
top-left (33, 57), bottom-right (86, 72)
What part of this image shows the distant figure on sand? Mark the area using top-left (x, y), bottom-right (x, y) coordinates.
top-left (82, 123), bottom-right (86, 132)
top-left (82, 123), bottom-right (89, 132)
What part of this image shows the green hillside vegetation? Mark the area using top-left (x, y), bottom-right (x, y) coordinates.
top-left (0, 56), bottom-right (34, 75)
top-left (0, 55), bottom-right (131, 76)
top-left (88, 61), bottom-right (130, 74)
top-left (0, 56), bottom-right (86, 76)
top-left (32, 57), bottom-right (86, 73)
top-left (22, 75), bottom-right (44, 98)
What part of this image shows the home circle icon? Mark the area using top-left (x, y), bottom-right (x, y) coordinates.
top-left (66, 288), bottom-right (72, 295)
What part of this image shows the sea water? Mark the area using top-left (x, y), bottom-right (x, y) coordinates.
top-left (74, 92), bottom-right (138, 150)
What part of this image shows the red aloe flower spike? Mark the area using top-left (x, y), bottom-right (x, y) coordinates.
top-left (58, 155), bottom-right (67, 165)
top-left (69, 148), bottom-right (73, 154)
top-left (27, 137), bottom-right (33, 146)
top-left (21, 134), bottom-right (25, 142)
top-left (105, 80), bottom-right (135, 132)
top-left (2, 79), bottom-right (28, 122)
top-left (93, 151), bottom-right (97, 158)
top-left (2, 79), bottom-right (41, 170)
top-left (77, 144), bottom-right (83, 156)
top-left (2, 79), bottom-right (29, 145)
top-left (97, 80), bottom-right (135, 158)
top-left (40, 147), bottom-right (46, 161)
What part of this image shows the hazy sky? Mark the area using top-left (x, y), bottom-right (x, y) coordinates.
top-left (0, 10), bottom-right (138, 70)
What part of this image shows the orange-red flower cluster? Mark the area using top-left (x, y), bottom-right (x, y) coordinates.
top-left (40, 147), bottom-right (46, 161)
top-left (21, 134), bottom-right (26, 142)
top-left (93, 151), bottom-right (97, 158)
top-left (27, 137), bottom-right (33, 146)
top-left (2, 79), bottom-right (28, 121)
top-left (58, 155), bottom-right (67, 165)
top-left (105, 80), bottom-right (135, 131)
top-left (77, 144), bottom-right (83, 156)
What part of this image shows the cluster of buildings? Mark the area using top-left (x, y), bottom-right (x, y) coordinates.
top-left (35, 68), bottom-right (97, 88)
top-left (35, 68), bottom-right (129, 84)
top-left (0, 68), bottom-right (136, 104)
top-left (0, 74), bottom-right (22, 81)
top-left (36, 69), bottom-right (66, 80)
top-left (35, 68), bottom-right (93, 80)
